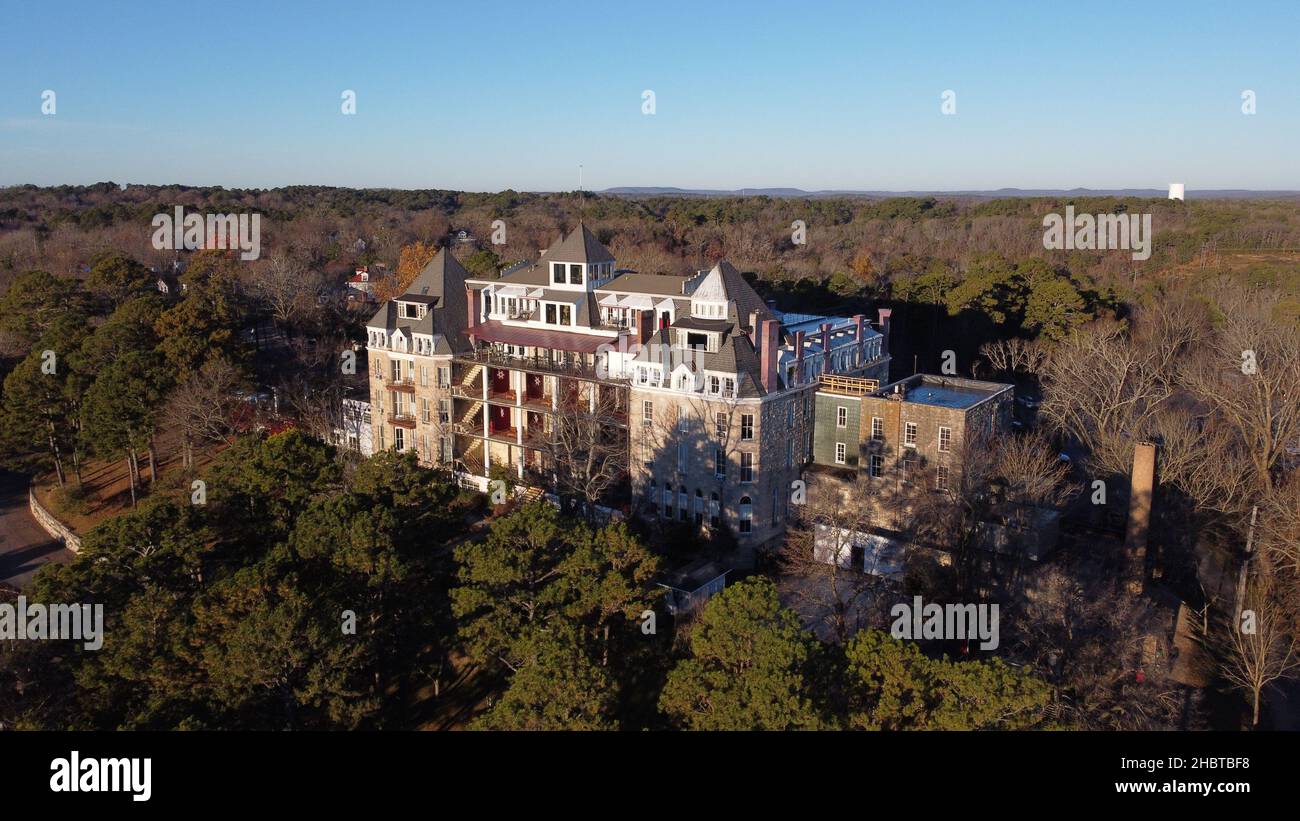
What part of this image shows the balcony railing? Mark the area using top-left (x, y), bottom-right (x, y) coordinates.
top-left (456, 348), bottom-right (621, 383)
top-left (390, 377), bottom-right (416, 392)
top-left (391, 413), bottom-right (417, 429)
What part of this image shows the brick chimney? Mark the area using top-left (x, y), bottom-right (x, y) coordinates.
top-left (877, 308), bottom-right (892, 356)
top-left (759, 319), bottom-right (780, 394)
top-left (793, 330), bottom-right (805, 385)
top-left (853, 314), bottom-right (865, 362)
top-left (638, 309), bottom-right (654, 344)
top-left (1124, 441), bottom-right (1158, 590)
top-left (820, 322), bottom-right (833, 371)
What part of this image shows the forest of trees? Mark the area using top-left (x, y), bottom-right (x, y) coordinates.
top-left (1, 185), bottom-right (1298, 730)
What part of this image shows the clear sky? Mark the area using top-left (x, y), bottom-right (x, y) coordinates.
top-left (2, 0), bottom-right (1298, 191)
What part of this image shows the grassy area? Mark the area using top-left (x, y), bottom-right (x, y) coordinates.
top-left (35, 426), bottom-right (226, 537)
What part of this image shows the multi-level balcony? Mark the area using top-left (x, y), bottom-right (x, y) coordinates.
top-left (455, 347), bottom-right (616, 384)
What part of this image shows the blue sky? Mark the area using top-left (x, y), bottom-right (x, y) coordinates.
top-left (2, 0), bottom-right (1298, 191)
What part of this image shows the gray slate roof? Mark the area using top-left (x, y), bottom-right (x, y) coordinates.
top-left (368, 247), bottom-right (472, 354)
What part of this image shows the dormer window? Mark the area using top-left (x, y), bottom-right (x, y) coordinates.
top-left (691, 299), bottom-right (727, 319)
top-left (399, 302), bottom-right (421, 320)
top-left (543, 303), bottom-right (573, 326)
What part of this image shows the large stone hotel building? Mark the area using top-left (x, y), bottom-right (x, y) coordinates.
top-left (364, 225), bottom-right (891, 550)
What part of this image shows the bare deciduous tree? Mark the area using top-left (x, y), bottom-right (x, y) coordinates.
top-left (1214, 559), bottom-right (1300, 727)
top-left (979, 337), bottom-right (1048, 379)
top-left (542, 388), bottom-right (627, 516)
top-left (780, 474), bottom-right (893, 644)
top-left (163, 357), bottom-right (245, 470)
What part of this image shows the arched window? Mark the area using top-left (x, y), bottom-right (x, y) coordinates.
top-left (709, 492), bottom-right (720, 530)
top-left (678, 485), bottom-right (689, 521)
top-left (739, 495), bottom-right (753, 534)
top-left (694, 489), bottom-right (704, 525)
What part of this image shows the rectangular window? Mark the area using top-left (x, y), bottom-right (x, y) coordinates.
top-left (715, 449), bottom-right (726, 479)
top-left (835, 442), bottom-right (847, 465)
top-left (545, 304), bottom-right (557, 324)
top-left (836, 406), bottom-right (848, 428)
top-left (569, 264), bottom-right (582, 285)
top-left (420, 397), bottom-right (431, 423)
top-left (715, 412), bottom-right (727, 439)
top-left (938, 426), bottom-right (952, 452)
top-left (438, 367), bottom-right (450, 388)
top-left (439, 399), bottom-right (451, 424)
top-left (642, 400), bottom-right (653, 427)
top-left (937, 465), bottom-right (951, 491)
top-left (872, 417), bottom-right (884, 441)
top-left (904, 422), bottom-right (917, 447)
top-left (678, 490), bottom-right (689, 522)
top-left (740, 414), bottom-right (754, 440)
top-left (869, 454), bottom-right (883, 478)
top-left (420, 365), bottom-right (428, 387)
top-left (394, 427), bottom-right (405, 451)
top-left (677, 442), bottom-right (687, 473)
top-left (553, 263), bottom-right (565, 285)
top-left (722, 378), bottom-right (735, 398)
top-left (559, 304), bottom-right (572, 325)
top-left (662, 489), bottom-right (672, 518)
top-left (740, 452), bottom-right (754, 483)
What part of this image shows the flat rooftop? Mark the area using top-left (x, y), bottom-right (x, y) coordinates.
top-left (873, 375), bottom-right (1011, 409)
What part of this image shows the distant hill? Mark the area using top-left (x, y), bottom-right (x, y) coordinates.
top-left (601, 186), bottom-right (1300, 200)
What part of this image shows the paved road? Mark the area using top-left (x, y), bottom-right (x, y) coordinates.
top-left (0, 471), bottom-right (74, 589)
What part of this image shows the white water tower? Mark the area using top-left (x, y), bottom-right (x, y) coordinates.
top-left (1168, 183), bottom-right (1185, 201)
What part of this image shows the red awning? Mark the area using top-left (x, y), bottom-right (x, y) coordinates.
top-left (471, 320), bottom-right (617, 354)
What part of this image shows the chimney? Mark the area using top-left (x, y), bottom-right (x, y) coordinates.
top-left (748, 310), bottom-right (760, 344)
top-left (759, 319), bottom-right (780, 394)
top-left (877, 308), bottom-right (893, 357)
top-left (467, 288), bottom-right (480, 333)
top-left (1124, 441), bottom-right (1157, 589)
top-left (820, 322), bottom-right (833, 371)
top-left (794, 330), bottom-right (805, 385)
top-left (638, 309), bottom-right (654, 345)
top-left (853, 314), bottom-right (865, 362)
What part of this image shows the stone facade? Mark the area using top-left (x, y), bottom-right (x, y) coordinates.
top-left (813, 374), bottom-right (1013, 492)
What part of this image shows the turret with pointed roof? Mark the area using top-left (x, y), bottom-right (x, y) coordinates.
top-left (368, 246), bottom-right (472, 354)
top-left (545, 222), bottom-right (616, 265)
